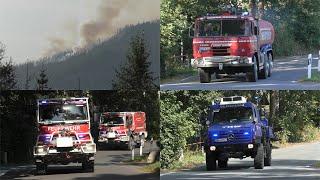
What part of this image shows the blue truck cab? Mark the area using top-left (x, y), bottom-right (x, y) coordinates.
top-left (204, 96), bottom-right (273, 170)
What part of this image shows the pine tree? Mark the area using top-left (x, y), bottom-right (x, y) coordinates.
top-left (37, 64), bottom-right (49, 90)
top-left (0, 42), bottom-right (16, 90)
top-left (112, 32), bottom-right (159, 138)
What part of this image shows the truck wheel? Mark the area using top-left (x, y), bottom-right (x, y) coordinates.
top-left (258, 54), bottom-right (269, 79)
top-left (267, 53), bottom-right (273, 77)
top-left (206, 152), bottom-right (217, 171)
top-left (82, 160), bottom-right (94, 172)
top-left (199, 68), bottom-right (211, 83)
top-left (218, 159), bottom-right (228, 169)
top-left (35, 163), bottom-right (47, 175)
top-left (264, 143), bottom-right (272, 166)
top-left (246, 57), bottom-right (258, 82)
top-left (254, 144), bottom-right (265, 169)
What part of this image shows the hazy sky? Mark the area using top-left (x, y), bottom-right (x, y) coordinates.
top-left (0, 0), bottom-right (160, 64)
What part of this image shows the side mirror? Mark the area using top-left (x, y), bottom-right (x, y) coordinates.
top-left (189, 24), bottom-right (195, 38)
top-left (205, 120), bottom-right (210, 126)
top-left (126, 118), bottom-right (133, 127)
top-left (254, 26), bottom-right (258, 35)
top-left (261, 118), bottom-right (268, 126)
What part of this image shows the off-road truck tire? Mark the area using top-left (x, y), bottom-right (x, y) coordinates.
top-left (258, 54), bottom-right (269, 79)
top-left (267, 53), bottom-right (273, 77)
top-left (264, 143), bottom-right (272, 166)
top-left (35, 163), bottom-right (47, 175)
top-left (246, 57), bottom-right (258, 82)
top-left (218, 159), bottom-right (228, 169)
top-left (82, 160), bottom-right (94, 172)
top-left (199, 68), bottom-right (211, 83)
top-left (254, 143), bottom-right (265, 169)
top-left (206, 152), bottom-right (217, 171)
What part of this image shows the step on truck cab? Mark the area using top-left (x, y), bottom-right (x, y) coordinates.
top-left (204, 96), bottom-right (274, 170)
top-left (34, 97), bottom-right (96, 175)
top-left (98, 112), bottom-right (147, 149)
top-left (190, 10), bottom-right (275, 83)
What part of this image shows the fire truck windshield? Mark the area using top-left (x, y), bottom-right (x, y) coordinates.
top-left (197, 19), bottom-right (249, 37)
top-left (213, 106), bottom-right (253, 123)
top-left (101, 115), bottom-right (124, 126)
top-left (39, 103), bottom-right (88, 122)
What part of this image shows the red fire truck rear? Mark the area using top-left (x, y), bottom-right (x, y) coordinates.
top-left (33, 97), bottom-right (96, 175)
top-left (190, 10), bottom-right (275, 83)
top-left (98, 112), bottom-right (147, 149)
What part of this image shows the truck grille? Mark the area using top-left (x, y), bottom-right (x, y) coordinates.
top-left (212, 46), bottom-right (230, 56)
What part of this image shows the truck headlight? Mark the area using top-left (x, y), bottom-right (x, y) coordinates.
top-left (248, 144), bottom-right (254, 149)
top-left (85, 144), bottom-right (96, 152)
top-left (35, 146), bottom-right (47, 154)
top-left (210, 146), bottom-right (216, 151)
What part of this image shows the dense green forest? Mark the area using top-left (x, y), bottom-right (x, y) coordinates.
top-left (13, 21), bottom-right (160, 90)
top-left (161, 0), bottom-right (320, 77)
top-left (0, 90), bottom-right (159, 164)
top-left (160, 90), bottom-right (320, 168)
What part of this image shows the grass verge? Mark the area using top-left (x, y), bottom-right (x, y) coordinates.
top-left (315, 161), bottom-right (320, 168)
top-left (161, 67), bottom-right (197, 84)
top-left (302, 70), bottom-right (320, 82)
top-left (125, 154), bottom-right (160, 173)
top-left (163, 151), bottom-right (205, 171)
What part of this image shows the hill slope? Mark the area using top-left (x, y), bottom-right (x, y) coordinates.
top-left (15, 21), bottom-right (160, 90)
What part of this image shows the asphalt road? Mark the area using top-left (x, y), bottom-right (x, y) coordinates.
top-left (160, 141), bottom-right (320, 180)
top-left (0, 142), bottom-right (159, 180)
top-left (161, 55), bottom-right (320, 90)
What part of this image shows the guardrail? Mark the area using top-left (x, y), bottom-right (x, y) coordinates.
top-left (307, 50), bottom-right (320, 79)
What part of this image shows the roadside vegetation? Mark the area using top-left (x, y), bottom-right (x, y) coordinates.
top-left (161, 0), bottom-right (320, 79)
top-left (160, 91), bottom-right (320, 169)
top-left (302, 70), bottom-right (320, 83)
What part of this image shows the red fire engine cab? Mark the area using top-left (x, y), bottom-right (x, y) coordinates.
top-left (98, 112), bottom-right (147, 149)
top-left (33, 97), bottom-right (96, 175)
top-left (190, 11), bottom-right (275, 83)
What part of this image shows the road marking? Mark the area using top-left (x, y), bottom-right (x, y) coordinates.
top-left (160, 172), bottom-right (176, 176)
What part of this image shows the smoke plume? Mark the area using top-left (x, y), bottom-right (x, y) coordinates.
top-left (80, 0), bottom-right (160, 45)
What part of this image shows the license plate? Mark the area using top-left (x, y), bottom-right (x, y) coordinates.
top-left (219, 63), bottom-right (223, 70)
top-left (106, 132), bottom-right (116, 138)
top-left (215, 138), bottom-right (227, 142)
top-left (121, 136), bottom-right (129, 141)
top-left (56, 137), bottom-right (73, 147)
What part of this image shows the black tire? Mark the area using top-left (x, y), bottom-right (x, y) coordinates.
top-left (258, 54), bottom-right (269, 79)
top-left (246, 56), bottom-right (258, 82)
top-left (82, 160), bottom-right (94, 172)
top-left (264, 143), bottom-right (272, 166)
top-left (218, 159), bottom-right (228, 169)
top-left (206, 152), bottom-right (217, 171)
top-left (254, 143), bottom-right (265, 169)
top-left (35, 163), bottom-right (47, 175)
top-left (267, 53), bottom-right (273, 77)
top-left (199, 68), bottom-right (211, 83)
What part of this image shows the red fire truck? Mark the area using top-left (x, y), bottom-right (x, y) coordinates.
top-left (98, 112), bottom-right (147, 149)
top-left (33, 98), bottom-right (96, 175)
top-left (190, 11), bottom-right (275, 83)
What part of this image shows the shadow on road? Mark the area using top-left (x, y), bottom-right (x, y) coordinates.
top-left (164, 159), bottom-right (320, 180)
top-left (72, 172), bottom-right (159, 180)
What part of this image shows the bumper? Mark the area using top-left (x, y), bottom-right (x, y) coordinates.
top-left (98, 136), bottom-right (129, 143)
top-left (33, 143), bottom-right (96, 157)
top-left (192, 56), bottom-right (253, 72)
top-left (206, 143), bottom-right (256, 158)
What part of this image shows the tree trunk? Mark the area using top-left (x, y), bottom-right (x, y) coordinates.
top-left (258, 0), bottom-right (265, 19)
top-left (249, 0), bottom-right (257, 18)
